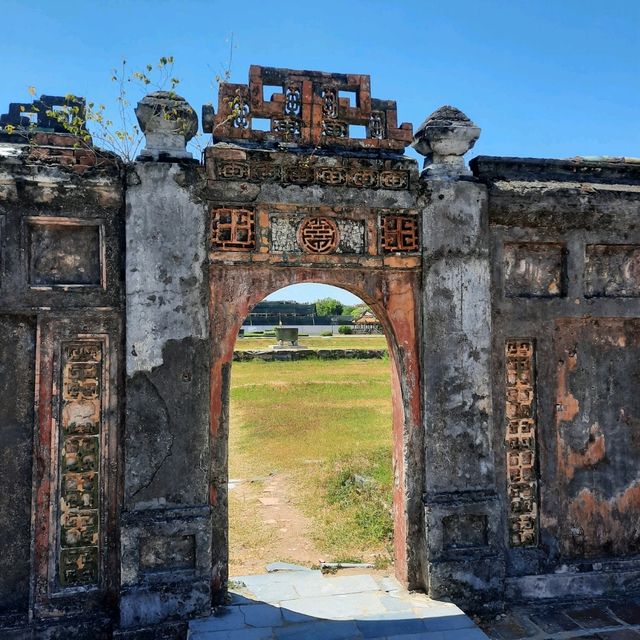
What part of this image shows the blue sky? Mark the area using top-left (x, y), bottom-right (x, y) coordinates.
top-left (2, 0), bottom-right (637, 304)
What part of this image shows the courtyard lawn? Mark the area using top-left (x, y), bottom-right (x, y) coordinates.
top-left (229, 357), bottom-right (394, 568)
top-left (234, 334), bottom-right (388, 351)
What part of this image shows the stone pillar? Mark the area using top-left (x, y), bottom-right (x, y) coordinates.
top-left (415, 107), bottom-right (505, 610)
top-left (119, 94), bottom-right (213, 630)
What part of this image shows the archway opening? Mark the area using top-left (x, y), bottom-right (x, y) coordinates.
top-left (227, 283), bottom-right (397, 579)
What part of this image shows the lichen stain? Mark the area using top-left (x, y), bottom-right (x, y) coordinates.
top-left (556, 350), bottom-right (579, 423)
top-left (566, 482), bottom-right (640, 556)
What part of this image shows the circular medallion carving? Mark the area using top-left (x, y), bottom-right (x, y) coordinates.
top-left (297, 216), bottom-right (339, 254)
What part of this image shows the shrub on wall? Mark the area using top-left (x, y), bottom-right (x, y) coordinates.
top-left (338, 325), bottom-right (353, 335)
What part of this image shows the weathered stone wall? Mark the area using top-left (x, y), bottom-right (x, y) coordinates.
top-left (1, 69), bottom-right (640, 639)
top-left (121, 161), bottom-right (212, 628)
top-left (0, 136), bottom-right (124, 632)
top-left (473, 156), bottom-right (640, 600)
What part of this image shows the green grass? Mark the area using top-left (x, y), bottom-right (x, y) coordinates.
top-left (234, 334), bottom-right (388, 351)
top-left (230, 358), bottom-right (394, 563)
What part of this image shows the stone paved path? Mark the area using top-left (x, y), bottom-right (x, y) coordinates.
top-left (480, 599), bottom-right (640, 639)
top-left (188, 569), bottom-right (489, 639)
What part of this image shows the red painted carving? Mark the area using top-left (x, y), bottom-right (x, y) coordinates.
top-left (381, 215), bottom-right (419, 252)
top-left (211, 208), bottom-right (255, 251)
top-left (505, 340), bottom-right (539, 547)
top-left (210, 65), bottom-right (413, 151)
top-left (298, 217), bottom-right (339, 254)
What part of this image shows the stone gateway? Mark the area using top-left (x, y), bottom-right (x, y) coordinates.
top-left (0, 65), bottom-right (639, 638)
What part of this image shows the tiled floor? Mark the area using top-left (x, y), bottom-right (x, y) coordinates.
top-left (480, 599), bottom-right (640, 639)
top-left (188, 569), bottom-right (489, 639)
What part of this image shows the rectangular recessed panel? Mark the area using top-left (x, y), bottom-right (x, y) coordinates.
top-left (29, 220), bottom-right (101, 286)
top-left (505, 339), bottom-right (539, 548)
top-left (57, 342), bottom-right (103, 590)
top-left (585, 244), bottom-right (640, 297)
top-left (443, 514), bottom-right (488, 549)
top-left (139, 535), bottom-right (196, 573)
top-left (504, 242), bottom-right (565, 298)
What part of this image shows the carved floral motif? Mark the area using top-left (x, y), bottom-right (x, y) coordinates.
top-left (58, 342), bottom-right (102, 588)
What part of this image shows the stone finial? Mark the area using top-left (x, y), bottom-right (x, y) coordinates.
top-left (412, 106), bottom-right (480, 178)
top-left (135, 91), bottom-right (198, 162)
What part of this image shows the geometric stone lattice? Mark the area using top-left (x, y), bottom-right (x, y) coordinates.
top-left (297, 216), bottom-right (339, 254)
top-left (58, 342), bottom-right (102, 588)
top-left (381, 215), bottom-right (419, 252)
top-left (210, 65), bottom-right (413, 151)
top-left (505, 340), bottom-right (538, 548)
top-left (211, 208), bottom-right (255, 251)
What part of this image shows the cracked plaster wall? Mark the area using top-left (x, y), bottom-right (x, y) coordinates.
top-left (125, 163), bottom-right (208, 376)
top-left (124, 162), bottom-right (209, 510)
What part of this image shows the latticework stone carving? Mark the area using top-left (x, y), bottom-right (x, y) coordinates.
top-left (505, 340), bottom-right (538, 547)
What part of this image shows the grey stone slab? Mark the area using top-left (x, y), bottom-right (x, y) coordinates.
top-left (233, 572), bottom-right (322, 587)
top-left (229, 591), bottom-right (260, 605)
top-left (274, 620), bottom-right (363, 640)
top-left (243, 583), bottom-right (300, 602)
top-left (379, 594), bottom-right (415, 613)
top-left (293, 574), bottom-right (380, 598)
top-left (280, 608), bottom-right (318, 624)
top-left (189, 628), bottom-right (275, 640)
top-left (376, 576), bottom-right (403, 593)
top-left (190, 607), bottom-right (247, 632)
top-left (387, 633), bottom-right (446, 640)
top-left (485, 612), bottom-right (539, 639)
top-left (240, 603), bottom-right (283, 628)
top-left (421, 613), bottom-right (477, 632)
top-left (527, 609), bottom-right (580, 633)
top-left (356, 615), bottom-right (427, 638)
top-left (609, 603), bottom-right (640, 625)
top-left (279, 592), bottom-right (385, 619)
top-left (440, 628), bottom-right (489, 640)
top-left (598, 630), bottom-right (640, 639)
top-left (565, 607), bottom-right (622, 629)
top-left (357, 611), bottom-right (417, 622)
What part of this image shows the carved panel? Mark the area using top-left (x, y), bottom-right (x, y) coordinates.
top-left (58, 342), bottom-right (102, 588)
top-left (212, 159), bottom-right (409, 190)
top-left (298, 217), bottom-right (339, 254)
top-left (210, 65), bottom-right (413, 150)
top-left (584, 244), bottom-right (640, 297)
top-left (379, 171), bottom-right (409, 189)
top-left (505, 340), bottom-right (538, 547)
top-left (250, 163), bottom-right (281, 182)
top-left (368, 111), bottom-right (385, 139)
top-left (503, 242), bottom-right (565, 298)
top-left (271, 216), bottom-right (364, 255)
top-left (211, 208), bottom-right (255, 251)
top-left (217, 160), bottom-right (249, 180)
top-left (381, 215), bottom-right (419, 252)
top-left (315, 167), bottom-right (347, 186)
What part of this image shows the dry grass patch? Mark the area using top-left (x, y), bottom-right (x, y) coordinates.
top-left (229, 358), bottom-right (394, 566)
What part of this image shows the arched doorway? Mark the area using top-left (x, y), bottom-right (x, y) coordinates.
top-left (229, 283), bottom-right (392, 576)
top-left (208, 264), bottom-right (424, 600)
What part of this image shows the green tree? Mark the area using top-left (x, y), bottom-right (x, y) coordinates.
top-left (350, 303), bottom-right (371, 319)
top-left (315, 297), bottom-right (344, 317)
